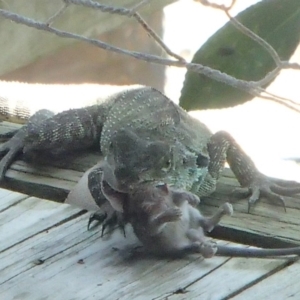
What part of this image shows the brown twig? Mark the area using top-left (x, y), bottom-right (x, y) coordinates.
top-left (46, 3), bottom-right (69, 26)
top-left (65, 0), bottom-right (185, 61)
top-left (224, 10), bottom-right (282, 67)
top-left (0, 1), bottom-right (299, 112)
top-left (130, 0), bottom-right (153, 11)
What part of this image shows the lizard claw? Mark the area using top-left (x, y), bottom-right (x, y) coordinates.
top-left (0, 109), bottom-right (55, 180)
top-left (101, 211), bottom-right (126, 238)
top-left (247, 174), bottom-right (287, 212)
top-left (87, 209), bottom-right (126, 237)
top-left (87, 211), bottom-right (107, 231)
top-left (0, 130), bottom-right (26, 180)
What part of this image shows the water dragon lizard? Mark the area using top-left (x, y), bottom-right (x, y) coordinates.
top-left (1, 85), bottom-right (300, 232)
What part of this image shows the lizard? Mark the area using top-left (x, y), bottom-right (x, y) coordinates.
top-left (101, 178), bottom-right (300, 258)
top-left (1, 85), bottom-right (300, 232)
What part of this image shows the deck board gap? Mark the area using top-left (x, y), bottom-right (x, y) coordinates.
top-left (223, 259), bottom-right (298, 300)
top-left (0, 195), bottom-right (29, 213)
top-left (0, 209), bottom-right (87, 254)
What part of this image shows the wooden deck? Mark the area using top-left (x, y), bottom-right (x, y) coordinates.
top-left (1, 188), bottom-right (300, 300)
top-left (1, 121), bottom-right (300, 299)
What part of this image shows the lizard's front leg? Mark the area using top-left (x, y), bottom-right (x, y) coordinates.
top-left (207, 131), bottom-right (300, 210)
top-left (88, 167), bottom-right (127, 235)
top-left (0, 106), bottom-right (105, 179)
top-left (0, 109), bottom-right (54, 179)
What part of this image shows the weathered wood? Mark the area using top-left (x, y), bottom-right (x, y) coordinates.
top-left (0, 155), bottom-right (101, 200)
top-left (2, 152), bottom-right (300, 249)
top-left (0, 188), bottom-right (28, 210)
top-left (0, 196), bottom-right (84, 253)
top-left (201, 176), bottom-right (300, 247)
top-left (231, 261), bottom-right (300, 299)
top-left (0, 189), bottom-right (295, 300)
top-left (161, 257), bottom-right (292, 300)
top-left (1, 122), bottom-right (300, 250)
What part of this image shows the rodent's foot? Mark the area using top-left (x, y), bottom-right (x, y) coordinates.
top-left (200, 240), bottom-right (217, 258)
top-left (220, 202), bottom-right (233, 217)
top-left (185, 191), bottom-right (201, 207)
top-left (164, 207), bottom-right (182, 221)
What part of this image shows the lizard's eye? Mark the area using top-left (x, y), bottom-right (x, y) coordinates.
top-left (162, 159), bottom-right (172, 172)
top-left (196, 154), bottom-right (209, 168)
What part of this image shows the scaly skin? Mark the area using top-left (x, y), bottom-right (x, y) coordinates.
top-left (1, 86), bottom-right (300, 218)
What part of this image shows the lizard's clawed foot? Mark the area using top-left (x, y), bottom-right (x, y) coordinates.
top-left (87, 211), bottom-right (107, 231)
top-left (87, 210), bottom-right (126, 237)
top-left (243, 173), bottom-right (300, 212)
top-left (0, 130), bottom-right (26, 180)
top-left (0, 110), bottom-right (55, 180)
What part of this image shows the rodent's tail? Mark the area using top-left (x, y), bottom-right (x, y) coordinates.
top-left (217, 245), bottom-right (300, 258)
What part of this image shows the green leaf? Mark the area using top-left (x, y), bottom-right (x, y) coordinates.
top-left (179, 0), bottom-right (300, 111)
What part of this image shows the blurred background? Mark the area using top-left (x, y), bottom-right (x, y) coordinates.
top-left (0, 0), bottom-right (299, 180)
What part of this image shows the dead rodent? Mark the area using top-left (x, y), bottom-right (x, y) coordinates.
top-left (103, 180), bottom-right (228, 258)
top-left (102, 180), bottom-right (300, 259)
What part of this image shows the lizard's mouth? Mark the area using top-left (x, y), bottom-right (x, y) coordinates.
top-left (100, 160), bottom-right (165, 207)
top-left (102, 175), bottom-right (163, 197)
top-left (103, 176), bottom-right (158, 193)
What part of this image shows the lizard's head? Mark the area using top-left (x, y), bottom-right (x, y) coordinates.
top-left (103, 128), bottom-right (176, 192)
top-left (103, 128), bottom-right (210, 193)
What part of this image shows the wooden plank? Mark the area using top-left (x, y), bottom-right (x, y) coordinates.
top-left (161, 256), bottom-right (292, 300)
top-left (0, 194), bottom-right (84, 253)
top-left (0, 121), bottom-right (20, 134)
top-left (0, 188), bottom-right (29, 211)
top-left (0, 157), bottom-right (100, 201)
top-left (2, 155), bottom-right (300, 248)
top-left (201, 179), bottom-right (300, 247)
top-left (1, 123), bottom-right (300, 249)
top-left (0, 195), bottom-right (293, 300)
top-left (231, 261), bottom-right (300, 300)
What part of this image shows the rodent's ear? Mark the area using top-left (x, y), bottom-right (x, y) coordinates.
top-left (156, 183), bottom-right (169, 195)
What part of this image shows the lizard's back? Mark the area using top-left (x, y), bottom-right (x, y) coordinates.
top-left (100, 86), bottom-right (212, 191)
top-left (101, 86), bottom-right (212, 157)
